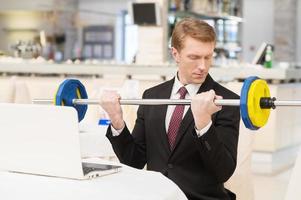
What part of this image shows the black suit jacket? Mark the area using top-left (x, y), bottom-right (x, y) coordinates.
top-left (106, 74), bottom-right (240, 200)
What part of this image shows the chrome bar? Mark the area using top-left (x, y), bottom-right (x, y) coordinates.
top-left (32, 98), bottom-right (301, 107)
top-left (32, 99), bottom-right (53, 104)
top-left (33, 98), bottom-right (241, 106)
top-left (274, 100), bottom-right (301, 107)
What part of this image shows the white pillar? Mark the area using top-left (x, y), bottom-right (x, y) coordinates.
top-left (135, 0), bottom-right (168, 64)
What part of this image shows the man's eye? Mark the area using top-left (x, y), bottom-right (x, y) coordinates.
top-left (189, 56), bottom-right (198, 60)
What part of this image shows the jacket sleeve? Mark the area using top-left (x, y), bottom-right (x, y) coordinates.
top-left (106, 93), bottom-right (147, 169)
top-left (193, 105), bottom-right (240, 183)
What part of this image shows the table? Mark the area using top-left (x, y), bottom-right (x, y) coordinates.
top-left (0, 158), bottom-right (187, 200)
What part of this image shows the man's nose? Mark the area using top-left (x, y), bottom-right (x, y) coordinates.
top-left (197, 59), bottom-right (206, 70)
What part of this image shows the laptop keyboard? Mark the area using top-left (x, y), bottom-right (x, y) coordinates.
top-left (82, 162), bottom-right (120, 176)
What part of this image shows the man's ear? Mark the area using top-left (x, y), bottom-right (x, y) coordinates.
top-left (171, 47), bottom-right (180, 63)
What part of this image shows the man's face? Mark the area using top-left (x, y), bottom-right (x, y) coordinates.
top-left (172, 37), bottom-right (215, 85)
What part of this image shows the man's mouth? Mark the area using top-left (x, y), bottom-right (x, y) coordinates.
top-left (193, 73), bottom-right (205, 78)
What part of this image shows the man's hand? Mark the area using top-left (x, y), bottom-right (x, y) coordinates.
top-left (100, 90), bottom-right (125, 130)
top-left (191, 90), bottom-right (222, 130)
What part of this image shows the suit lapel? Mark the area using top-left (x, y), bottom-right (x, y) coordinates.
top-left (172, 74), bottom-right (215, 153)
top-left (155, 78), bottom-right (175, 154)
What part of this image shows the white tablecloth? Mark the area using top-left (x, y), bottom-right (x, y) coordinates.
top-left (0, 158), bottom-right (187, 200)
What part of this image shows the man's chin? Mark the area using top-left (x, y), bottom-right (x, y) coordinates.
top-left (191, 77), bottom-right (206, 84)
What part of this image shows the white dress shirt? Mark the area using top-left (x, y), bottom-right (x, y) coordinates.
top-left (111, 75), bottom-right (212, 137)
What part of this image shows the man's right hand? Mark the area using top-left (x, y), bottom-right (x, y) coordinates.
top-left (100, 90), bottom-right (125, 130)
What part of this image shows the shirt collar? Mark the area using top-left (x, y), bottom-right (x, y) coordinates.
top-left (172, 73), bottom-right (202, 97)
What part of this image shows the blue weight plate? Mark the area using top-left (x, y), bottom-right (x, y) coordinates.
top-left (55, 79), bottom-right (88, 122)
top-left (240, 76), bottom-right (259, 130)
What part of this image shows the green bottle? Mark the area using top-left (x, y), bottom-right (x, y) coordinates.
top-left (264, 45), bottom-right (273, 68)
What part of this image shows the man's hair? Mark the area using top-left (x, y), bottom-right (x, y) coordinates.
top-left (171, 18), bottom-right (216, 51)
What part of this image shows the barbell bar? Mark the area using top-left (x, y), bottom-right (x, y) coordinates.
top-left (33, 98), bottom-right (241, 106)
top-left (32, 76), bottom-right (301, 131)
top-left (32, 98), bottom-right (301, 107)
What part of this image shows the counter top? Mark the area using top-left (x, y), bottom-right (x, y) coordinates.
top-left (0, 62), bottom-right (300, 82)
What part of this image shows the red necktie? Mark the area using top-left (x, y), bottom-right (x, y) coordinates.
top-left (167, 86), bottom-right (188, 150)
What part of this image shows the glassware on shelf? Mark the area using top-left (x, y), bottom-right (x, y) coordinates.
top-left (264, 45), bottom-right (273, 68)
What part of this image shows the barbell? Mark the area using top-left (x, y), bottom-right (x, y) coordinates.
top-left (32, 76), bottom-right (301, 130)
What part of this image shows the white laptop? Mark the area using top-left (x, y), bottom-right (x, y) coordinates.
top-left (0, 103), bottom-right (121, 179)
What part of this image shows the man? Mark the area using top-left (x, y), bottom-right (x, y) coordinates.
top-left (101, 18), bottom-right (240, 200)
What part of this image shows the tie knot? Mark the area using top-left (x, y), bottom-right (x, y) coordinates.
top-left (178, 86), bottom-right (187, 99)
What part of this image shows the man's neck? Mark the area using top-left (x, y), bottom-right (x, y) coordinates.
top-left (177, 73), bottom-right (188, 86)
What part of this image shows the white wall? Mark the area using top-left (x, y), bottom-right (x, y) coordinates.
top-left (297, 0), bottom-right (301, 64)
top-left (78, 0), bottom-right (130, 60)
top-left (242, 0), bottom-right (274, 62)
top-left (79, 0), bottom-right (128, 26)
top-left (135, 0), bottom-right (168, 64)
top-left (0, 0), bottom-right (52, 11)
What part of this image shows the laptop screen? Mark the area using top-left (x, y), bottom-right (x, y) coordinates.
top-left (0, 103), bottom-right (84, 179)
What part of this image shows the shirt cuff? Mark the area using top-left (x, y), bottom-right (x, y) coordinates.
top-left (195, 121), bottom-right (212, 137)
top-left (111, 125), bottom-right (124, 136)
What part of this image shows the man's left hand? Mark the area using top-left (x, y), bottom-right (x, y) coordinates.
top-left (191, 89), bottom-right (222, 130)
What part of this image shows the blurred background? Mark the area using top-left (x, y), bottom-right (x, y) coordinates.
top-left (0, 1), bottom-right (301, 199)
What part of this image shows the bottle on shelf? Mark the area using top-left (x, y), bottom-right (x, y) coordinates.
top-left (223, 0), bottom-right (230, 15)
top-left (264, 45), bottom-right (273, 68)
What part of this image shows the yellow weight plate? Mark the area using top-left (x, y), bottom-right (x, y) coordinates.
top-left (247, 79), bottom-right (271, 128)
top-left (76, 88), bottom-right (82, 99)
top-left (53, 86), bottom-right (59, 105)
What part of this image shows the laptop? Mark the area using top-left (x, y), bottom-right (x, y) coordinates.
top-left (0, 103), bottom-right (121, 179)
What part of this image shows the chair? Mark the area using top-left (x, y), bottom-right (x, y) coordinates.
top-left (224, 82), bottom-right (254, 200)
top-left (0, 77), bottom-right (16, 103)
top-left (284, 149), bottom-right (301, 200)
